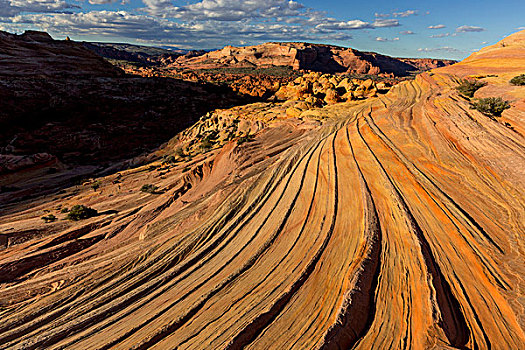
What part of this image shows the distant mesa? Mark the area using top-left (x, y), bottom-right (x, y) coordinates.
top-left (168, 42), bottom-right (456, 76)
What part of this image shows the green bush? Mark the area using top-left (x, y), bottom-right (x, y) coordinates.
top-left (140, 184), bottom-right (159, 194)
top-left (200, 138), bottom-right (213, 151)
top-left (61, 207), bottom-right (69, 213)
top-left (66, 205), bottom-right (97, 221)
top-left (41, 214), bottom-right (57, 223)
top-left (91, 181), bottom-right (101, 191)
top-left (510, 74), bottom-right (525, 86)
top-left (237, 133), bottom-right (255, 145)
top-left (472, 97), bottom-right (510, 117)
top-left (456, 79), bottom-right (486, 98)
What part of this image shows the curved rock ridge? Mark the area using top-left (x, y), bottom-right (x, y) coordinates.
top-left (0, 32), bottom-right (524, 349)
top-left (170, 42), bottom-right (456, 76)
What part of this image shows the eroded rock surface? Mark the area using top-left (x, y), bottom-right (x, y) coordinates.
top-left (171, 42), bottom-right (455, 76)
top-left (0, 32), bottom-right (524, 350)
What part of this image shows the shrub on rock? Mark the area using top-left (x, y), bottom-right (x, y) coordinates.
top-left (67, 205), bottom-right (97, 221)
top-left (472, 97), bottom-right (510, 117)
top-left (510, 74), bottom-right (525, 86)
top-left (456, 79), bottom-right (486, 98)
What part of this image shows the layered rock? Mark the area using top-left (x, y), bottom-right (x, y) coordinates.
top-left (171, 41), bottom-right (456, 76)
top-left (0, 31), bottom-right (523, 350)
top-left (0, 31), bottom-right (253, 169)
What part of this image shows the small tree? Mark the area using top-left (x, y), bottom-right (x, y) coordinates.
top-left (42, 214), bottom-right (57, 223)
top-left (456, 79), bottom-right (486, 98)
top-left (140, 184), bottom-right (159, 194)
top-left (67, 205), bottom-right (98, 221)
top-left (510, 74), bottom-right (525, 86)
top-left (91, 181), bottom-right (101, 191)
top-left (472, 97), bottom-right (510, 117)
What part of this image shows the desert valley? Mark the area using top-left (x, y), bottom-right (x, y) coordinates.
top-left (0, 11), bottom-right (524, 350)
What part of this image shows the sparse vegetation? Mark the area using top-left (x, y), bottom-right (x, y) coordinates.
top-left (510, 74), bottom-right (525, 86)
top-left (61, 207), bottom-right (69, 213)
top-left (164, 155), bottom-right (176, 164)
top-left (471, 97), bottom-right (510, 117)
top-left (66, 205), bottom-right (97, 221)
top-left (140, 184), bottom-right (159, 194)
top-left (91, 181), bottom-right (101, 191)
top-left (237, 133), bottom-right (255, 145)
top-left (41, 214), bottom-right (57, 223)
top-left (456, 79), bottom-right (486, 98)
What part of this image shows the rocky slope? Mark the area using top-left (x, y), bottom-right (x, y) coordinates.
top-left (0, 31), bottom-right (253, 174)
top-left (83, 42), bottom-right (207, 66)
top-left (0, 31), bottom-right (524, 350)
top-left (170, 42), bottom-right (456, 76)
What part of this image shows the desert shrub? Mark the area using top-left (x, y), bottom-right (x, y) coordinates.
top-left (41, 214), bottom-right (57, 223)
top-left (472, 97), bottom-right (510, 117)
top-left (140, 184), bottom-right (159, 194)
top-left (237, 133), bottom-right (255, 145)
top-left (200, 138), bottom-right (213, 151)
top-left (175, 147), bottom-right (185, 157)
top-left (510, 74), bottom-right (525, 86)
top-left (91, 181), bottom-right (101, 191)
top-left (61, 207), bottom-right (69, 213)
top-left (456, 79), bottom-right (486, 98)
top-left (163, 155), bottom-right (176, 164)
top-left (66, 205), bottom-right (97, 221)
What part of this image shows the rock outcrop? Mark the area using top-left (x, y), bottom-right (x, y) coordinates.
top-left (171, 42), bottom-right (456, 76)
top-left (0, 31), bottom-right (254, 169)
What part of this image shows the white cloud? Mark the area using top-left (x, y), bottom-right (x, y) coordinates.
top-left (9, 10), bottom-right (359, 48)
top-left (316, 19), bottom-right (371, 31)
top-left (143, 0), bottom-right (305, 21)
top-left (1, 0), bottom-right (77, 16)
top-left (428, 24), bottom-right (446, 29)
top-left (393, 10), bottom-right (417, 17)
top-left (400, 30), bottom-right (415, 35)
top-left (374, 12), bottom-right (389, 18)
top-left (430, 33), bottom-right (449, 38)
top-left (372, 19), bottom-right (399, 28)
top-left (89, 0), bottom-right (119, 4)
top-left (456, 25), bottom-right (484, 33)
top-left (418, 46), bottom-right (460, 53)
top-left (375, 36), bottom-right (399, 42)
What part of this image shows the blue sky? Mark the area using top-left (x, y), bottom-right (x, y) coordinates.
top-left (0, 0), bottom-right (523, 59)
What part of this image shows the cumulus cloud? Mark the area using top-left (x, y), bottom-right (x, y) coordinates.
top-left (372, 19), bottom-right (399, 28)
top-left (315, 19), bottom-right (371, 31)
top-left (0, 0), bottom-right (420, 49)
top-left (0, 0), bottom-right (77, 17)
top-left (428, 24), bottom-right (445, 29)
top-left (393, 10), bottom-right (417, 17)
top-left (89, 0), bottom-right (120, 4)
top-left (10, 10), bottom-right (360, 48)
top-left (143, 0), bottom-right (305, 21)
top-left (375, 36), bottom-right (399, 42)
top-left (430, 33), bottom-right (450, 38)
top-left (418, 46), bottom-right (460, 53)
top-left (456, 25), bottom-right (484, 33)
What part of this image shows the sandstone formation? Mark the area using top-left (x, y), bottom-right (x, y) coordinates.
top-left (274, 72), bottom-right (392, 105)
top-left (170, 42), bottom-right (456, 76)
top-left (83, 42), bottom-right (207, 67)
top-left (0, 31), bottom-right (524, 350)
top-left (0, 31), bottom-right (254, 170)
top-left (0, 31), bottom-right (122, 77)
